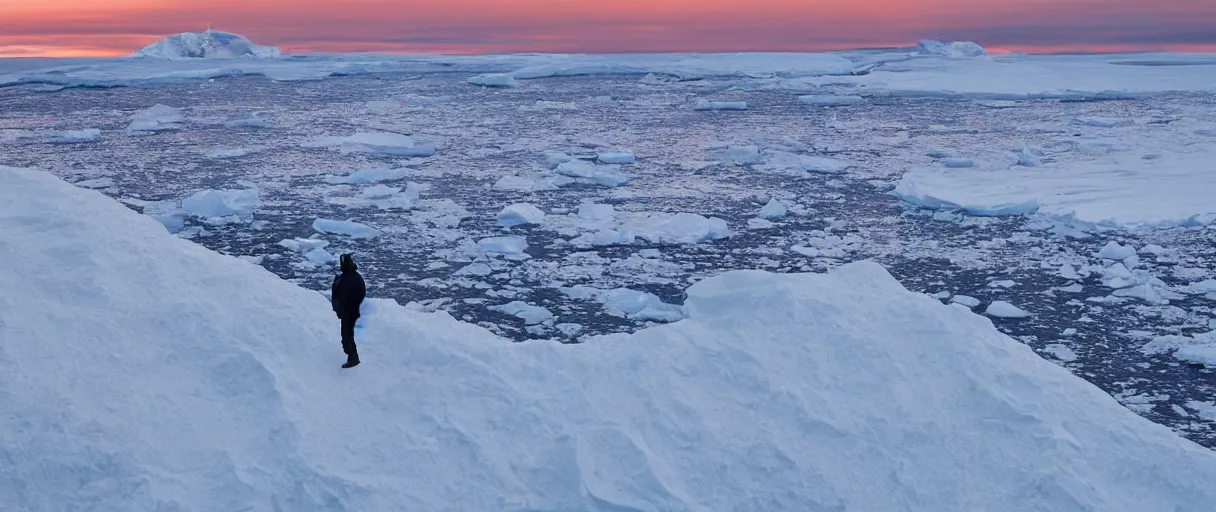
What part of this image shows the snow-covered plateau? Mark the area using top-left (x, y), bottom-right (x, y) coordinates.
top-left (3, 40), bottom-right (1216, 507)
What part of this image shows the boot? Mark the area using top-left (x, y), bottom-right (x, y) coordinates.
top-left (341, 351), bottom-right (360, 369)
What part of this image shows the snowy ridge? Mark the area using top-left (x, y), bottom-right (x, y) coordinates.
top-left (132, 29), bottom-right (280, 60)
top-left (4, 166), bottom-right (1216, 510)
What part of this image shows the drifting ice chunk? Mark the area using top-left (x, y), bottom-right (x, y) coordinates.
top-left (302, 247), bottom-right (337, 266)
top-left (758, 199), bottom-right (788, 219)
top-left (468, 74), bottom-right (518, 88)
top-left (943, 158), bottom-right (975, 168)
top-left (630, 213), bottom-right (731, 245)
top-left (985, 301), bottom-right (1031, 318)
top-left (579, 202), bottom-right (617, 221)
top-left (951, 295), bottom-right (981, 308)
top-left (205, 148), bottom-right (251, 159)
top-left (1015, 147), bottom-right (1041, 167)
top-left (1097, 241), bottom-right (1137, 261)
top-left (306, 132), bottom-right (436, 157)
top-left (277, 237), bottom-right (329, 253)
top-left (360, 184), bottom-right (401, 200)
top-left (48, 129), bottom-right (101, 143)
top-left (497, 203), bottom-right (546, 227)
top-left (182, 189), bottom-right (258, 220)
top-left (748, 218), bottom-right (777, 230)
top-left (127, 104), bottom-right (185, 132)
top-left (555, 160), bottom-right (631, 187)
top-left (1044, 344), bottom-right (1079, 362)
top-left (914, 40), bottom-right (987, 58)
top-left (597, 150), bottom-right (636, 164)
top-left (454, 263), bottom-right (493, 277)
top-left (556, 159), bottom-right (606, 178)
top-left (798, 95), bottom-right (865, 107)
top-left (543, 151), bottom-right (574, 168)
top-left (760, 151), bottom-right (851, 175)
top-left (489, 301), bottom-right (553, 325)
top-left (493, 174), bottom-right (559, 192)
top-left (695, 99), bottom-right (748, 111)
top-left (1143, 332), bottom-right (1216, 368)
top-left (569, 229), bottom-right (635, 247)
top-left (476, 236), bottom-right (528, 255)
top-left (222, 112), bottom-right (266, 128)
top-left (312, 218), bottom-right (379, 238)
top-left (718, 145), bottom-right (761, 165)
top-left (1059, 265), bottom-right (1082, 280)
top-left (326, 167), bottom-right (409, 185)
top-left (600, 289), bottom-right (687, 322)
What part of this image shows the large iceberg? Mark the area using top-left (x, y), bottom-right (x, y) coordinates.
top-left (132, 29), bottom-right (280, 60)
top-left (914, 40), bottom-right (987, 58)
top-left (6, 166), bottom-right (1216, 510)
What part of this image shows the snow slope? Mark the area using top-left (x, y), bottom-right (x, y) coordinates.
top-left (4, 166), bottom-right (1216, 511)
top-left (132, 29), bottom-right (280, 60)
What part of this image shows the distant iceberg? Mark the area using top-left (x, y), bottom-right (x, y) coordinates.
top-left (132, 29), bottom-right (280, 60)
top-left (914, 40), bottom-right (987, 58)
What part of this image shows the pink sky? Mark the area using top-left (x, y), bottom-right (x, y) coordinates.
top-left (2, 0), bottom-right (1214, 57)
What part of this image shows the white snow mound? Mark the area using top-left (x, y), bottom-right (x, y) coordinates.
top-left (132, 29), bottom-right (280, 60)
top-left (5, 166), bottom-right (1216, 510)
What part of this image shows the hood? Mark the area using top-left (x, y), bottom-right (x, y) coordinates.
top-left (339, 253), bottom-right (358, 273)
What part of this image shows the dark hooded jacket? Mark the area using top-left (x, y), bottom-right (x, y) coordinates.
top-left (331, 254), bottom-right (366, 320)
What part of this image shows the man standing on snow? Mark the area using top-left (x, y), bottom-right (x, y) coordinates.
top-left (331, 253), bottom-right (366, 368)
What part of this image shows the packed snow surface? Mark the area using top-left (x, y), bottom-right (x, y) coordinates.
top-left (5, 168), bottom-right (1216, 510)
top-left (133, 29), bottom-right (279, 60)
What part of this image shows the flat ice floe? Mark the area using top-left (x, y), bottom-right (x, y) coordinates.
top-left (892, 150), bottom-right (1216, 228)
top-left (694, 99), bottom-right (748, 111)
top-left (312, 218), bottom-right (379, 238)
top-left (6, 167), bottom-right (1216, 511)
top-left (324, 166), bottom-right (411, 185)
top-left (497, 203), bottom-right (546, 227)
top-left (46, 128), bottom-right (101, 143)
top-left (181, 188), bottom-right (259, 222)
top-left (563, 286), bottom-right (687, 322)
top-left (304, 131), bottom-right (436, 157)
top-left (127, 104), bottom-right (185, 132)
top-left (798, 94), bottom-right (865, 107)
top-left (467, 74), bottom-right (519, 88)
top-left (488, 301), bottom-right (554, 325)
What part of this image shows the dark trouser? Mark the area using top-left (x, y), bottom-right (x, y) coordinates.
top-left (340, 315), bottom-right (359, 361)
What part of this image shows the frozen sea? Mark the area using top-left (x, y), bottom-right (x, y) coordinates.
top-left (2, 51), bottom-right (1215, 448)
